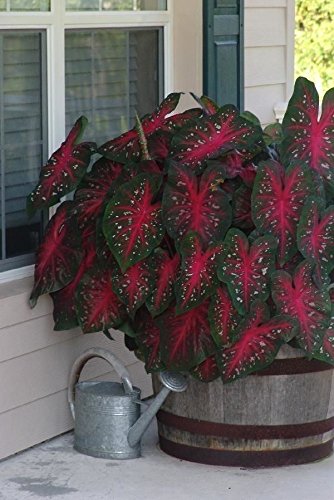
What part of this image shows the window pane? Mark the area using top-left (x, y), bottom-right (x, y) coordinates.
top-left (65, 28), bottom-right (161, 145)
top-left (1, 0), bottom-right (50, 11)
top-left (0, 31), bottom-right (46, 266)
top-left (66, 0), bottom-right (167, 11)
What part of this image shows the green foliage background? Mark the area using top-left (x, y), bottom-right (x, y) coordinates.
top-left (295, 0), bottom-right (334, 96)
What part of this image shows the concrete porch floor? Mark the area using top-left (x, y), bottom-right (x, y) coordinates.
top-left (0, 420), bottom-right (333, 500)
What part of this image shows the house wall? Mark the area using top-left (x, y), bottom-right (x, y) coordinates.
top-left (0, 277), bottom-right (151, 460)
top-left (0, 0), bottom-right (294, 461)
top-left (244, 0), bottom-right (295, 124)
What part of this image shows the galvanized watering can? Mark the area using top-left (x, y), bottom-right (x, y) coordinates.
top-left (68, 347), bottom-right (188, 459)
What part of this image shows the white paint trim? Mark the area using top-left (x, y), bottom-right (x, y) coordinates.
top-left (0, 265), bottom-right (34, 284)
top-left (164, 12), bottom-right (173, 95)
top-left (285, 0), bottom-right (295, 100)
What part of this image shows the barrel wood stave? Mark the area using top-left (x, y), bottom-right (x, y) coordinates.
top-left (154, 347), bottom-right (334, 467)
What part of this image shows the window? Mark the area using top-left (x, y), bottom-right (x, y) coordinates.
top-left (0, 1), bottom-right (168, 276)
top-left (65, 28), bottom-right (162, 144)
top-left (65, 0), bottom-right (166, 11)
top-left (0, 0), bottom-right (50, 11)
top-left (0, 30), bottom-right (47, 271)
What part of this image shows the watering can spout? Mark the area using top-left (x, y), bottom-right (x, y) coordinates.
top-left (127, 371), bottom-right (188, 448)
top-left (68, 348), bottom-right (188, 459)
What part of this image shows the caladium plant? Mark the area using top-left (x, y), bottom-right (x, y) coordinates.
top-left (28, 77), bottom-right (334, 384)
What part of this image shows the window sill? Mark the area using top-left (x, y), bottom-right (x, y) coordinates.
top-left (0, 265), bottom-right (34, 285)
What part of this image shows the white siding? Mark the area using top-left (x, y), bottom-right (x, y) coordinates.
top-left (244, 0), bottom-right (295, 124)
top-left (0, 277), bottom-right (152, 460)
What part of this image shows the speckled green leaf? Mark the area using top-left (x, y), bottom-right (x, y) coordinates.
top-left (175, 232), bottom-right (222, 314)
top-left (103, 173), bottom-right (164, 272)
top-left (218, 229), bottom-right (277, 315)
top-left (272, 260), bottom-right (331, 355)
top-left (217, 301), bottom-right (296, 382)
top-left (297, 197), bottom-right (334, 285)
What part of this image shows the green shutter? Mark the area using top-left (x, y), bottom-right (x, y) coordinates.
top-left (203, 0), bottom-right (244, 109)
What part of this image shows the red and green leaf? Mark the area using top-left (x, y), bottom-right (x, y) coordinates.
top-left (263, 122), bottom-right (283, 145)
top-left (98, 93), bottom-right (182, 162)
top-left (158, 300), bottom-right (216, 370)
top-left (209, 285), bottom-right (240, 347)
top-left (282, 77), bottom-right (334, 189)
top-left (271, 260), bottom-right (331, 354)
top-left (27, 116), bottom-right (96, 216)
top-left (163, 108), bottom-right (203, 129)
top-left (190, 93), bottom-right (220, 115)
top-left (112, 257), bottom-right (156, 318)
top-left (191, 355), bottom-right (220, 382)
top-left (73, 157), bottom-right (123, 230)
top-left (232, 183), bottom-right (254, 230)
top-left (75, 266), bottom-right (126, 333)
top-left (175, 233), bottom-right (222, 314)
top-left (297, 197), bottom-right (334, 284)
top-left (135, 307), bottom-right (163, 371)
top-left (103, 173), bottom-right (164, 272)
top-left (146, 249), bottom-right (180, 316)
top-left (312, 308), bottom-right (334, 365)
top-left (169, 105), bottom-right (263, 173)
top-left (252, 160), bottom-right (313, 266)
top-left (215, 152), bottom-right (245, 179)
top-left (218, 229), bottom-right (277, 315)
top-left (162, 163), bottom-right (232, 246)
top-left (147, 132), bottom-right (171, 161)
top-left (51, 242), bottom-right (96, 330)
top-left (238, 162), bottom-right (257, 187)
top-left (217, 301), bottom-right (296, 382)
top-left (30, 202), bottom-right (83, 307)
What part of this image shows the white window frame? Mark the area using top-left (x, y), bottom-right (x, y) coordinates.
top-left (0, 0), bottom-right (172, 283)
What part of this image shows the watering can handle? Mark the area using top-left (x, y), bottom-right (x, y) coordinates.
top-left (67, 347), bottom-right (134, 420)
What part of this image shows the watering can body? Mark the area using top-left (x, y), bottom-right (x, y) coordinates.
top-left (74, 380), bottom-right (142, 459)
top-left (68, 348), bottom-right (187, 460)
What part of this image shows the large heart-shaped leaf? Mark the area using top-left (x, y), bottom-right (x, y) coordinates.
top-left (175, 233), bottom-right (222, 314)
top-left (217, 301), bottom-right (296, 382)
top-left (163, 108), bottom-right (203, 130)
top-left (252, 160), bottom-right (313, 266)
top-left (146, 249), bottom-right (180, 317)
top-left (29, 202), bottom-right (83, 307)
top-left (312, 308), bottom-right (334, 365)
top-left (162, 163), bottom-right (232, 246)
top-left (212, 152), bottom-right (245, 179)
top-left (190, 93), bottom-right (220, 115)
top-left (112, 257), bottom-right (156, 318)
top-left (103, 173), bottom-right (164, 272)
top-left (232, 183), bottom-right (254, 230)
top-left (218, 229), bottom-right (277, 315)
top-left (282, 77), bottom-right (334, 189)
top-left (158, 301), bottom-right (215, 370)
top-left (27, 116), bottom-right (96, 216)
top-left (134, 307), bottom-right (163, 372)
top-left (271, 260), bottom-right (331, 354)
top-left (73, 157), bottom-right (123, 229)
top-left (191, 355), bottom-right (220, 382)
top-left (51, 242), bottom-right (96, 330)
top-left (75, 265), bottom-right (126, 333)
top-left (209, 285), bottom-right (240, 347)
top-left (98, 93), bottom-right (182, 162)
top-left (169, 105), bottom-right (263, 173)
top-left (297, 197), bottom-right (334, 284)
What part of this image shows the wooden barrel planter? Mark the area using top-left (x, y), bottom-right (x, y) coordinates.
top-left (153, 347), bottom-right (334, 467)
